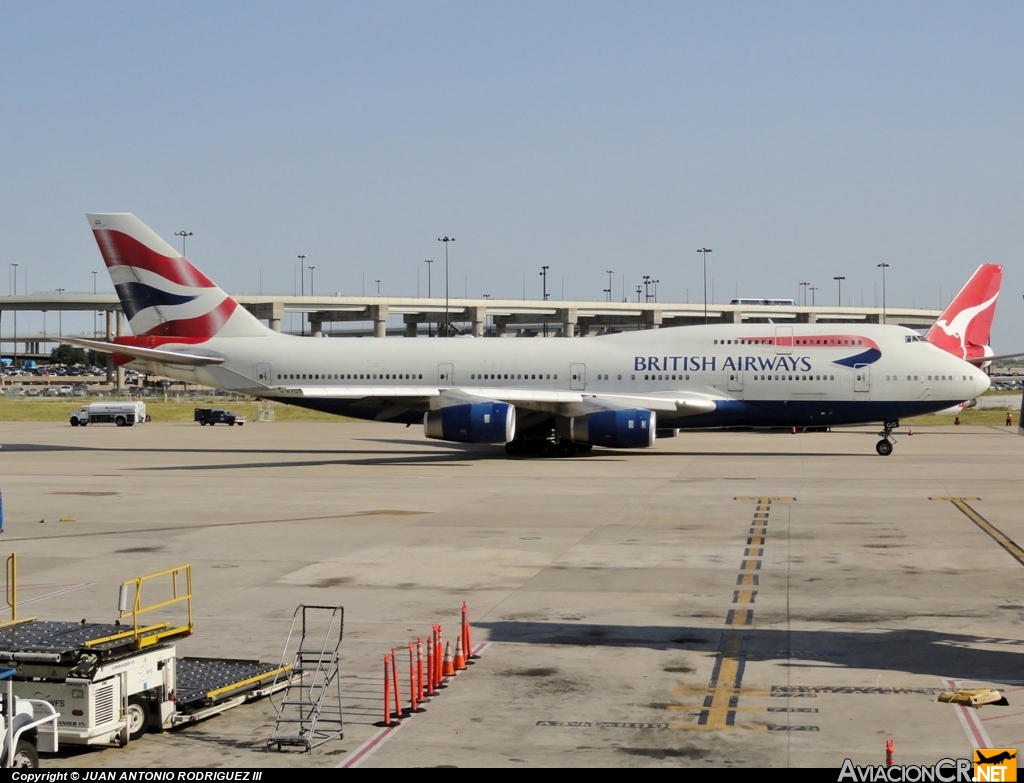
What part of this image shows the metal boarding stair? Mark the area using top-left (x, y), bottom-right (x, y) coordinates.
top-left (267, 605), bottom-right (344, 752)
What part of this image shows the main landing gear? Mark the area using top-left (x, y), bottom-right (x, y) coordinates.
top-left (875, 420), bottom-right (898, 456)
top-left (504, 438), bottom-right (593, 458)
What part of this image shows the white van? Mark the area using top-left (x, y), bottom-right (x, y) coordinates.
top-left (70, 401), bottom-right (147, 427)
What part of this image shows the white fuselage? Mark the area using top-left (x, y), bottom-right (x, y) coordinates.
top-left (132, 322), bottom-right (988, 431)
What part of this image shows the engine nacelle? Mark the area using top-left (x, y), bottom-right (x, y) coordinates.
top-left (560, 409), bottom-right (656, 449)
top-left (424, 402), bottom-right (516, 444)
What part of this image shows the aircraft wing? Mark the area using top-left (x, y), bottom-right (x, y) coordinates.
top-left (59, 337), bottom-right (226, 366)
top-left (969, 350), bottom-right (1024, 365)
top-left (271, 385), bottom-right (719, 417)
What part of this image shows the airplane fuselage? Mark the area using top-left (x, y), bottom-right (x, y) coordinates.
top-left (139, 322), bottom-right (989, 430)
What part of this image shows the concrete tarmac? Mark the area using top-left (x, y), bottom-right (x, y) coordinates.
top-left (1, 420), bottom-right (1024, 768)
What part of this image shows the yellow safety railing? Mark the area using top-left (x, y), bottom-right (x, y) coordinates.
top-left (85, 564), bottom-right (193, 650)
top-left (0, 553), bottom-right (37, 628)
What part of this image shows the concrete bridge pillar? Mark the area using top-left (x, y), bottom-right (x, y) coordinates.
top-left (370, 304), bottom-right (389, 338)
top-left (467, 306), bottom-right (486, 338)
top-left (559, 308), bottom-right (578, 337)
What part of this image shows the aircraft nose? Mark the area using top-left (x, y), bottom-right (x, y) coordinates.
top-left (976, 369), bottom-right (991, 397)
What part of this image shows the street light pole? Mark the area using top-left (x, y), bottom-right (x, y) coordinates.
top-left (424, 260), bottom-right (434, 336)
top-left (697, 248), bottom-right (712, 324)
top-left (606, 269), bottom-right (614, 302)
top-left (877, 263), bottom-right (891, 323)
top-left (10, 263), bottom-right (17, 369)
top-left (809, 286), bottom-right (818, 306)
top-left (833, 275), bottom-right (845, 307)
top-left (438, 237), bottom-right (455, 336)
top-left (799, 281), bottom-right (810, 306)
top-left (173, 230), bottom-right (193, 257)
top-left (540, 266), bottom-right (550, 337)
top-left (92, 271), bottom-right (98, 337)
top-left (308, 265), bottom-right (315, 297)
top-left (297, 254), bottom-right (306, 336)
top-left (55, 288), bottom-right (65, 336)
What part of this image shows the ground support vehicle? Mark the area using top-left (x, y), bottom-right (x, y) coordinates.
top-left (194, 408), bottom-right (246, 426)
top-left (70, 401), bottom-right (147, 427)
top-left (0, 565), bottom-right (288, 748)
top-left (0, 667), bottom-right (59, 768)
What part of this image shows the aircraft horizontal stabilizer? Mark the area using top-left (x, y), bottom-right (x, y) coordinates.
top-left (60, 337), bottom-right (226, 366)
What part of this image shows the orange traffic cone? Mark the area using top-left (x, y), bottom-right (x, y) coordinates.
top-left (442, 641), bottom-right (456, 678)
top-left (454, 636), bottom-right (467, 671)
top-left (790, 426), bottom-right (796, 434)
top-left (908, 427), bottom-right (913, 436)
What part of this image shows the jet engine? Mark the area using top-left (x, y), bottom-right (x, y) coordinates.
top-left (424, 402), bottom-right (516, 444)
top-left (559, 409), bottom-right (656, 449)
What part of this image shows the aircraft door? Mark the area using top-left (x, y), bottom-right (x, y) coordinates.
top-left (438, 363), bottom-right (454, 387)
top-left (570, 363), bottom-right (587, 390)
top-left (256, 363), bottom-right (272, 383)
top-left (775, 326), bottom-right (793, 355)
top-left (854, 364), bottom-right (870, 392)
top-left (727, 371), bottom-right (743, 392)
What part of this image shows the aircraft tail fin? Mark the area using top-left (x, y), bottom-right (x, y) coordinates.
top-left (925, 264), bottom-right (1002, 363)
top-left (87, 213), bottom-right (270, 341)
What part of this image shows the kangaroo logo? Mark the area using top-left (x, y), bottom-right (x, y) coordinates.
top-left (932, 293), bottom-right (998, 359)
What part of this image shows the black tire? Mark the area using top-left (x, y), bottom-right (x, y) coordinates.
top-left (504, 441), bottom-right (520, 456)
top-left (875, 439), bottom-right (893, 457)
top-left (557, 441), bottom-right (577, 457)
top-left (10, 739), bottom-right (38, 768)
top-left (229, 421), bottom-right (235, 426)
top-left (115, 416), bottom-right (126, 427)
top-left (126, 696), bottom-right (150, 742)
top-left (70, 418), bottom-right (79, 427)
top-left (575, 443), bottom-right (593, 453)
top-left (540, 440), bottom-right (556, 458)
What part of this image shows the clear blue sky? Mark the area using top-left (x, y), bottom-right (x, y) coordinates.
top-left (2, 2), bottom-right (1021, 344)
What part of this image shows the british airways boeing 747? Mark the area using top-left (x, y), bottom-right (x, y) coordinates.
top-left (66, 213), bottom-right (990, 457)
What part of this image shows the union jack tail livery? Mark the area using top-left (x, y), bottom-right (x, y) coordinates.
top-left (88, 213), bottom-right (269, 342)
top-left (925, 263), bottom-right (1001, 364)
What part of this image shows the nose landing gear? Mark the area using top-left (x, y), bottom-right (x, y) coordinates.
top-left (876, 420), bottom-right (898, 456)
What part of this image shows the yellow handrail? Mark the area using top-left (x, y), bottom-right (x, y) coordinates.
top-left (97, 564), bottom-right (193, 648)
top-left (0, 553), bottom-right (37, 628)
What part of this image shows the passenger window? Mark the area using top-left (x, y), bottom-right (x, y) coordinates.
top-left (617, 374), bottom-right (622, 380)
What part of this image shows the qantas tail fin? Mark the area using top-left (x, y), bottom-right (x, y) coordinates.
top-left (925, 264), bottom-right (1001, 363)
top-left (87, 213), bottom-right (270, 341)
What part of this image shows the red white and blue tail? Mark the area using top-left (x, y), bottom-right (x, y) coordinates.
top-left (87, 213), bottom-right (269, 340)
top-left (925, 264), bottom-right (1001, 363)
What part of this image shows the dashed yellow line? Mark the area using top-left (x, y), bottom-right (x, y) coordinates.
top-left (733, 590), bottom-right (757, 604)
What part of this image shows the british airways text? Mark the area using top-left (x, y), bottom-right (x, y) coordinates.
top-left (634, 356), bottom-right (814, 372)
